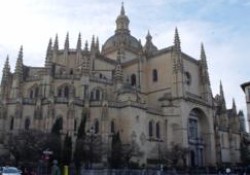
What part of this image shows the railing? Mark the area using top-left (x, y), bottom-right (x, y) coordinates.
top-left (90, 76), bottom-right (113, 84)
top-left (54, 74), bottom-right (81, 79)
top-left (147, 107), bottom-right (162, 115)
top-left (23, 98), bottom-right (36, 104)
top-left (26, 76), bottom-right (41, 81)
top-left (55, 97), bottom-right (69, 103)
top-left (188, 137), bottom-right (205, 145)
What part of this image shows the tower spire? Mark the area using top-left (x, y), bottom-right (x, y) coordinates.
top-left (64, 32), bottom-right (69, 50)
top-left (220, 81), bottom-right (224, 99)
top-left (45, 38), bottom-right (53, 67)
top-left (77, 33), bottom-right (82, 50)
top-left (53, 34), bottom-right (59, 51)
top-left (15, 46), bottom-right (24, 79)
top-left (91, 35), bottom-right (95, 51)
top-left (232, 98), bottom-right (237, 113)
top-left (95, 37), bottom-right (100, 53)
top-left (121, 2), bottom-right (125, 15)
top-left (174, 27), bottom-right (181, 52)
top-left (84, 40), bottom-right (89, 52)
top-left (200, 43), bottom-right (208, 69)
top-left (220, 81), bottom-right (226, 111)
top-left (115, 2), bottom-right (130, 34)
top-left (200, 43), bottom-right (210, 85)
top-left (1, 55), bottom-right (10, 85)
top-left (144, 30), bottom-right (158, 56)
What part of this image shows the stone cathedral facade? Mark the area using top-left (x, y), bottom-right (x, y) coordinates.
top-left (0, 4), bottom-right (246, 167)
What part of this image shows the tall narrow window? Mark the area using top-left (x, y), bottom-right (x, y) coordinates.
top-left (153, 69), bottom-right (158, 82)
top-left (10, 118), bottom-right (14, 130)
top-left (70, 69), bottom-right (73, 75)
top-left (189, 118), bottom-right (198, 139)
top-left (95, 120), bottom-right (99, 134)
top-left (156, 122), bottom-right (160, 139)
top-left (25, 118), bottom-right (30, 130)
top-left (58, 88), bottom-right (62, 97)
top-left (96, 89), bottom-right (100, 100)
top-left (35, 87), bottom-right (39, 97)
top-left (90, 91), bottom-right (94, 100)
top-left (30, 90), bottom-right (33, 98)
top-left (149, 121), bottom-right (153, 137)
top-left (64, 86), bottom-right (69, 97)
top-left (111, 121), bottom-right (115, 134)
top-left (131, 74), bottom-right (136, 86)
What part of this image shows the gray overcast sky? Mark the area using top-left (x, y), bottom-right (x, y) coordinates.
top-left (0, 0), bottom-right (250, 118)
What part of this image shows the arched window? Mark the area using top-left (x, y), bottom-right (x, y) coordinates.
top-left (25, 118), bottom-right (30, 130)
top-left (96, 89), bottom-right (100, 100)
top-left (70, 69), bottom-right (73, 75)
top-left (188, 118), bottom-right (198, 139)
top-left (111, 121), bottom-right (115, 134)
top-left (149, 121), bottom-right (153, 137)
top-left (35, 87), bottom-right (39, 97)
top-left (90, 91), bottom-right (94, 100)
top-left (90, 88), bottom-right (103, 101)
top-left (10, 118), bottom-right (14, 130)
top-left (58, 88), bottom-right (62, 97)
top-left (153, 69), bottom-right (158, 82)
top-left (30, 90), bottom-right (33, 98)
top-left (131, 74), bottom-right (136, 86)
top-left (156, 122), bottom-right (160, 139)
top-left (94, 120), bottom-right (99, 134)
top-left (64, 86), bottom-right (69, 97)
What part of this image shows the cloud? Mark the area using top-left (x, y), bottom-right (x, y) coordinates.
top-left (0, 0), bottom-right (249, 122)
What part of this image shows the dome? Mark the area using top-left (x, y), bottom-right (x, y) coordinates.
top-left (102, 33), bottom-right (141, 55)
top-left (102, 3), bottom-right (141, 55)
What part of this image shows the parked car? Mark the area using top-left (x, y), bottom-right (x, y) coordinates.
top-left (0, 167), bottom-right (22, 175)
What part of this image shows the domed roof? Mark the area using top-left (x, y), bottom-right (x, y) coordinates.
top-left (102, 3), bottom-right (141, 55)
top-left (102, 33), bottom-right (141, 55)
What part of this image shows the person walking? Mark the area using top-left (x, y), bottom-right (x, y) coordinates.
top-left (51, 160), bottom-right (61, 175)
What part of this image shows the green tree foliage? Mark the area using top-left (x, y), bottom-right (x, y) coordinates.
top-left (109, 132), bottom-right (143, 168)
top-left (74, 114), bottom-right (87, 169)
top-left (241, 142), bottom-right (250, 165)
top-left (122, 140), bottom-right (143, 168)
top-left (62, 134), bottom-right (72, 165)
top-left (77, 113), bottom-right (86, 139)
top-left (51, 117), bottom-right (63, 135)
top-left (162, 143), bottom-right (189, 167)
top-left (8, 130), bottom-right (48, 164)
top-left (110, 132), bottom-right (123, 168)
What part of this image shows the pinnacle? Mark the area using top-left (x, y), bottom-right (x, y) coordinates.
top-left (64, 32), bottom-right (69, 49)
top-left (54, 34), bottom-right (59, 50)
top-left (77, 33), bottom-right (82, 50)
top-left (174, 27), bottom-right (181, 50)
top-left (121, 2), bottom-right (125, 15)
top-left (146, 30), bottom-right (152, 41)
top-left (84, 40), bottom-right (89, 51)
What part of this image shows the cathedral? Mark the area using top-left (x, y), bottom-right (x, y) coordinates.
top-left (0, 4), bottom-right (246, 167)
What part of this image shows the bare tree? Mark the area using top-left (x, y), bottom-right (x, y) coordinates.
top-left (122, 140), bottom-right (144, 168)
top-left (8, 129), bottom-right (49, 164)
top-left (162, 143), bottom-right (189, 168)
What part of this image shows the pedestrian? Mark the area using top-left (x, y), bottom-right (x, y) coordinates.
top-left (23, 167), bottom-right (30, 175)
top-left (51, 160), bottom-right (61, 175)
